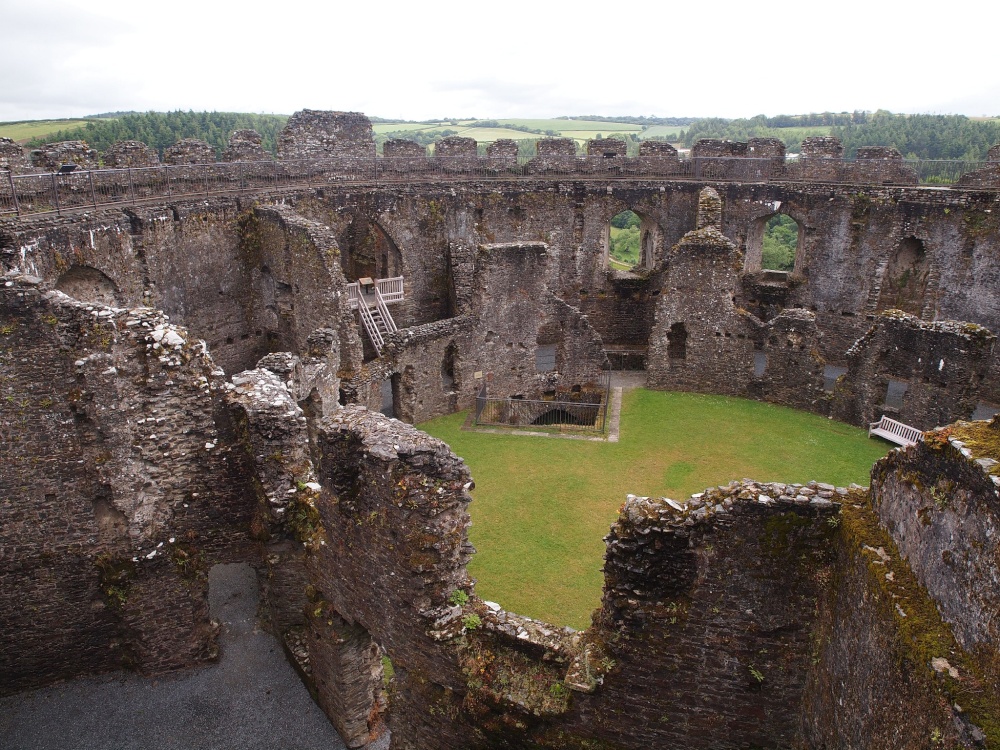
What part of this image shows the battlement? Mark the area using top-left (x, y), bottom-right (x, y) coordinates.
top-left (3, 110), bottom-right (1000, 221)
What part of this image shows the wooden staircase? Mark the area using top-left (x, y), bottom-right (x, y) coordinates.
top-left (348, 277), bottom-right (403, 355)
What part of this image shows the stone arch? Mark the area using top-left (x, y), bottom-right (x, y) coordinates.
top-left (875, 236), bottom-right (930, 317)
top-left (745, 211), bottom-right (804, 275)
top-left (605, 208), bottom-right (662, 272)
top-left (54, 265), bottom-right (120, 306)
top-left (341, 216), bottom-right (404, 282)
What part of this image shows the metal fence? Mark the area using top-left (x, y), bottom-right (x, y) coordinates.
top-left (2, 155), bottom-right (996, 220)
top-left (474, 374), bottom-right (611, 435)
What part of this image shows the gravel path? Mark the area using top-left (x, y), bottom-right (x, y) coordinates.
top-left (0, 563), bottom-right (348, 750)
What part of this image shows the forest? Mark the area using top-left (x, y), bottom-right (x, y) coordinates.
top-left (677, 112), bottom-right (1000, 160)
top-left (24, 111), bottom-right (288, 157)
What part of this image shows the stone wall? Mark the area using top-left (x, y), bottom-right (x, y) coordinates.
top-left (0, 137), bottom-right (32, 173)
top-left (29, 140), bottom-right (99, 170)
top-left (871, 422), bottom-right (1000, 665)
top-left (103, 140), bottom-right (160, 168)
top-left (163, 138), bottom-right (216, 165)
top-left (800, 501), bottom-right (989, 749)
top-left (7, 168), bottom-right (1000, 430)
top-left (833, 312), bottom-right (995, 429)
top-left (277, 110), bottom-right (375, 160)
top-left (222, 129), bottom-right (273, 162)
top-left (0, 274), bottom-right (256, 695)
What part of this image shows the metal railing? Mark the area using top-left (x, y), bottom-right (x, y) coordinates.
top-left (474, 373), bottom-right (611, 435)
top-left (2, 155), bottom-right (997, 220)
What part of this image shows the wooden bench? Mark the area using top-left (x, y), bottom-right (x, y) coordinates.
top-left (869, 415), bottom-right (923, 447)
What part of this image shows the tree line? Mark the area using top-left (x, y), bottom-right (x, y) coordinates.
top-left (25, 111), bottom-right (289, 157)
top-left (676, 111), bottom-right (1000, 160)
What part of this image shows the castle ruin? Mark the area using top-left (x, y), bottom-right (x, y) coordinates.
top-left (2, 110), bottom-right (999, 748)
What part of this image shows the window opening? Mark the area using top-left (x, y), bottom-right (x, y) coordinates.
top-left (753, 352), bottom-right (768, 377)
top-left (972, 402), bottom-right (999, 421)
top-left (761, 214), bottom-right (801, 272)
top-left (823, 365), bottom-right (847, 393)
top-left (536, 343), bottom-right (557, 373)
top-left (380, 378), bottom-right (394, 418)
top-left (667, 322), bottom-right (688, 360)
top-left (885, 379), bottom-right (908, 410)
top-left (608, 210), bottom-right (641, 271)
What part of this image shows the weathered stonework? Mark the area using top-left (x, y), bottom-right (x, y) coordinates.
top-left (833, 312), bottom-right (995, 429)
top-left (103, 140), bottom-right (160, 168)
top-left (277, 110), bottom-right (375, 160)
top-left (163, 138), bottom-right (216, 165)
top-left (222, 129), bottom-right (273, 162)
top-left (0, 274), bottom-right (255, 694)
top-left (0, 137), bottom-right (32, 173)
top-left (29, 140), bottom-right (99, 170)
top-left (4, 110), bottom-right (1000, 747)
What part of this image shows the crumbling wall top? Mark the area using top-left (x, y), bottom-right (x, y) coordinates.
top-left (486, 139), bottom-right (518, 161)
top-left (800, 136), bottom-right (845, 159)
top-left (692, 139), bottom-right (748, 158)
top-left (638, 139), bottom-right (678, 158)
top-left (103, 140), bottom-right (160, 168)
top-left (586, 138), bottom-right (626, 158)
top-left (163, 138), bottom-right (216, 165)
top-left (29, 140), bottom-right (99, 170)
top-left (0, 137), bottom-right (32, 173)
top-left (222, 129), bottom-right (273, 162)
top-left (383, 139), bottom-right (426, 159)
top-left (276, 109), bottom-right (375, 160)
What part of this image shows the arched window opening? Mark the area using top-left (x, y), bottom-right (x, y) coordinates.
top-left (54, 265), bottom-right (120, 306)
top-left (761, 214), bottom-right (801, 273)
top-left (607, 210), bottom-right (643, 271)
top-left (342, 217), bottom-right (403, 282)
top-left (876, 237), bottom-right (930, 317)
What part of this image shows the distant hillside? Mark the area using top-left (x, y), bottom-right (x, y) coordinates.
top-left (5, 110), bottom-right (999, 164)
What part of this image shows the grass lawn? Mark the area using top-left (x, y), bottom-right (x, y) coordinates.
top-left (418, 389), bottom-right (890, 630)
top-left (0, 119), bottom-right (100, 143)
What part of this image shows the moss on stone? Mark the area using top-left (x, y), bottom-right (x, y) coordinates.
top-left (94, 553), bottom-right (135, 612)
top-left (838, 491), bottom-right (1000, 747)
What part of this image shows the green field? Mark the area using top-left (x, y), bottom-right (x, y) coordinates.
top-left (493, 118), bottom-right (640, 133)
top-left (0, 119), bottom-right (101, 143)
top-left (374, 118), bottom-right (644, 145)
top-left (638, 124), bottom-right (684, 140)
top-left (419, 389), bottom-right (889, 629)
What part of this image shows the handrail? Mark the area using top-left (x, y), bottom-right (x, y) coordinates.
top-left (346, 281), bottom-right (361, 310)
top-left (2, 155), bottom-right (998, 220)
top-left (373, 286), bottom-right (397, 334)
top-left (357, 296), bottom-right (384, 353)
top-left (376, 276), bottom-right (404, 304)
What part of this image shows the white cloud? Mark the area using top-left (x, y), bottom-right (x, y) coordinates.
top-left (1, 0), bottom-right (998, 122)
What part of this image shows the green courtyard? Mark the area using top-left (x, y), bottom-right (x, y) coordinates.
top-left (418, 389), bottom-right (891, 629)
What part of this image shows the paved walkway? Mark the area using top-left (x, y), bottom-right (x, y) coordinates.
top-left (0, 564), bottom-right (348, 750)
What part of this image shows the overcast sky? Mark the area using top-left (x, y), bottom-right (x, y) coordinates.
top-left (2, 0), bottom-right (998, 122)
